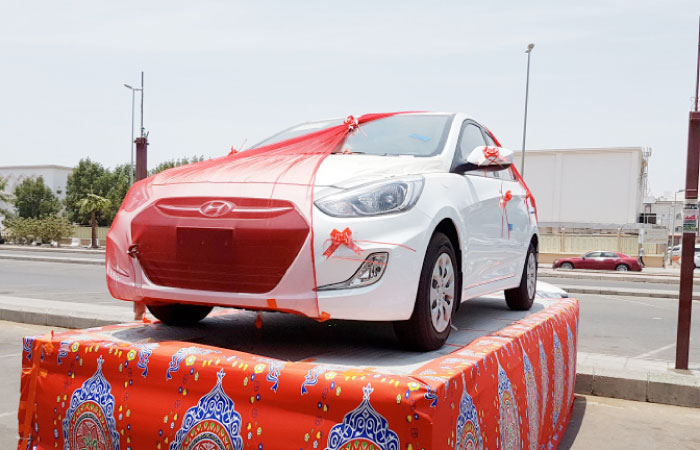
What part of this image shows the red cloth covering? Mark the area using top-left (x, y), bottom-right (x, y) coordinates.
top-left (107, 113), bottom-right (407, 320)
top-left (18, 298), bottom-right (578, 449)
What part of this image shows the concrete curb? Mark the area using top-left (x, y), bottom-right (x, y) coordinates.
top-left (0, 295), bottom-right (131, 329)
top-left (540, 268), bottom-right (700, 286)
top-left (0, 244), bottom-right (105, 255)
top-left (575, 352), bottom-right (700, 408)
top-left (0, 254), bottom-right (104, 265)
top-left (555, 284), bottom-right (700, 301)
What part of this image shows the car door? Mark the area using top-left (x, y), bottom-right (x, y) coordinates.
top-left (453, 120), bottom-right (511, 289)
top-left (581, 251), bottom-right (603, 269)
top-left (601, 252), bottom-right (619, 270)
top-left (486, 140), bottom-right (530, 277)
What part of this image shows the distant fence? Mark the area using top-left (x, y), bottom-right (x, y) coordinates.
top-left (71, 226), bottom-right (110, 241)
top-left (540, 233), bottom-right (648, 255)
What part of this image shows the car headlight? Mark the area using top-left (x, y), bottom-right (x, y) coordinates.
top-left (314, 177), bottom-right (424, 217)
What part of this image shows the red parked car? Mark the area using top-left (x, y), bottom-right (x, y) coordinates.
top-left (552, 251), bottom-right (643, 272)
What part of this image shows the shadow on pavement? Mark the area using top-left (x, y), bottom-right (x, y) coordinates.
top-left (558, 395), bottom-right (587, 449)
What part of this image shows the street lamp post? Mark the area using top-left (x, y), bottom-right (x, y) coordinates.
top-left (520, 43), bottom-right (535, 177)
top-left (124, 81), bottom-right (143, 186)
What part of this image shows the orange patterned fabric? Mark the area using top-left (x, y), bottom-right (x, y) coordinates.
top-left (18, 298), bottom-right (578, 450)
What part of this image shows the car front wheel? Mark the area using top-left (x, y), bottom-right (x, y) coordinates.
top-left (393, 232), bottom-right (460, 351)
top-left (560, 262), bottom-right (574, 270)
top-left (505, 244), bottom-right (537, 310)
top-left (147, 303), bottom-right (213, 325)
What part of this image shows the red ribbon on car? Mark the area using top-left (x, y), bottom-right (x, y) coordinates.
top-left (323, 227), bottom-right (363, 258)
top-left (344, 115), bottom-right (359, 131)
top-left (500, 189), bottom-right (513, 239)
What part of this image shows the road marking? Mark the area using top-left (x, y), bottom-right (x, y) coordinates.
top-left (0, 353), bottom-right (21, 359)
top-left (634, 342), bottom-right (677, 359)
top-left (593, 294), bottom-right (674, 310)
top-left (0, 410), bottom-right (16, 418)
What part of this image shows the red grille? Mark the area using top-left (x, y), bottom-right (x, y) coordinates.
top-left (131, 197), bottom-right (309, 293)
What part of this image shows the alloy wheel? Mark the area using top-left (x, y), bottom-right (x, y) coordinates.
top-left (430, 253), bottom-right (455, 333)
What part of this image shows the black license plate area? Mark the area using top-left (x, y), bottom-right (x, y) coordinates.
top-left (176, 227), bottom-right (234, 263)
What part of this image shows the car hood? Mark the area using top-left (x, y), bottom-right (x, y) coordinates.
top-left (151, 154), bottom-right (445, 190)
top-left (314, 154), bottom-right (444, 188)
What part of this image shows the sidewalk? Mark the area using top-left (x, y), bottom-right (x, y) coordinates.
top-left (559, 395), bottom-right (700, 449)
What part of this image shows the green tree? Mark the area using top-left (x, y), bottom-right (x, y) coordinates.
top-left (103, 163), bottom-right (133, 222)
top-left (149, 155), bottom-right (206, 176)
top-left (0, 177), bottom-right (12, 216)
top-left (77, 193), bottom-right (111, 248)
top-left (13, 176), bottom-right (61, 218)
top-left (64, 158), bottom-right (111, 224)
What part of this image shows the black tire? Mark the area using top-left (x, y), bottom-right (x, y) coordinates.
top-left (505, 243), bottom-right (537, 310)
top-left (560, 262), bottom-right (574, 270)
top-left (393, 232), bottom-right (461, 351)
top-left (615, 264), bottom-right (629, 272)
top-left (147, 303), bottom-right (213, 325)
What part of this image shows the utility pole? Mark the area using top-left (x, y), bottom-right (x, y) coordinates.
top-left (124, 77), bottom-right (143, 185)
top-left (521, 43), bottom-right (535, 177)
top-left (675, 18), bottom-right (700, 370)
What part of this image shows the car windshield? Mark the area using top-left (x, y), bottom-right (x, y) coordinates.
top-left (250, 113), bottom-right (454, 156)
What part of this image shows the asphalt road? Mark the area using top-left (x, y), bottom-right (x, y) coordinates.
top-left (0, 259), bottom-right (122, 306)
top-left (0, 259), bottom-right (698, 367)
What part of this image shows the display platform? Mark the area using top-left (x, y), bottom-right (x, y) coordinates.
top-left (18, 293), bottom-right (578, 450)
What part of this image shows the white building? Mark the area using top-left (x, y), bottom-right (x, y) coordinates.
top-left (512, 147), bottom-right (650, 227)
top-left (0, 165), bottom-right (73, 217)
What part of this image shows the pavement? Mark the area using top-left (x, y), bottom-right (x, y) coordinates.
top-left (558, 395), bottom-right (700, 449)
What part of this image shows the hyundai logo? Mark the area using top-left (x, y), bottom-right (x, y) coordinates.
top-left (199, 200), bottom-right (235, 217)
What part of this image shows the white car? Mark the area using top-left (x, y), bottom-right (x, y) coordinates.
top-left (106, 112), bottom-right (539, 350)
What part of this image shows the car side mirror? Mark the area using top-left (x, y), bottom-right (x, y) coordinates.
top-left (453, 145), bottom-right (514, 174)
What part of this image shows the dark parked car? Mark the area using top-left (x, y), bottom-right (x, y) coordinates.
top-left (552, 251), bottom-right (643, 272)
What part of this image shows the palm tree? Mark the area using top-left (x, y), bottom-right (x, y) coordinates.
top-left (77, 193), bottom-right (111, 248)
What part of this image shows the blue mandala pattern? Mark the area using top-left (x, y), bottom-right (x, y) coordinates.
top-left (170, 369), bottom-right (243, 450)
top-left (552, 331), bottom-right (564, 427)
top-left (566, 324), bottom-right (575, 411)
top-left (523, 348), bottom-right (539, 450)
top-left (325, 384), bottom-right (400, 450)
top-left (166, 346), bottom-right (220, 380)
top-left (57, 341), bottom-right (70, 365)
top-left (455, 374), bottom-right (483, 450)
top-left (62, 356), bottom-right (120, 450)
top-left (134, 343), bottom-right (159, 377)
top-left (539, 340), bottom-right (548, 425)
top-left (498, 361), bottom-right (521, 450)
top-left (265, 361), bottom-right (284, 392)
top-left (301, 366), bottom-right (326, 395)
top-left (23, 337), bottom-right (35, 362)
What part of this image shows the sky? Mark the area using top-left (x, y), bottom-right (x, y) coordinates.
top-left (1, 0), bottom-right (699, 196)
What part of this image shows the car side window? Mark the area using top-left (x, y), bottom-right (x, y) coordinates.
top-left (603, 252), bottom-right (618, 258)
top-left (585, 252), bottom-right (602, 258)
top-left (453, 122), bottom-right (486, 174)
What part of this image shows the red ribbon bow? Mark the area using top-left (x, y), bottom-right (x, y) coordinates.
top-left (500, 189), bottom-right (512, 239)
top-left (344, 115), bottom-right (359, 131)
top-left (323, 227), bottom-right (362, 258)
top-left (481, 146), bottom-right (503, 165)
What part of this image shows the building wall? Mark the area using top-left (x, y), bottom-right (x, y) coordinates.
top-left (512, 147), bottom-right (645, 226)
top-left (0, 165), bottom-right (73, 215)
